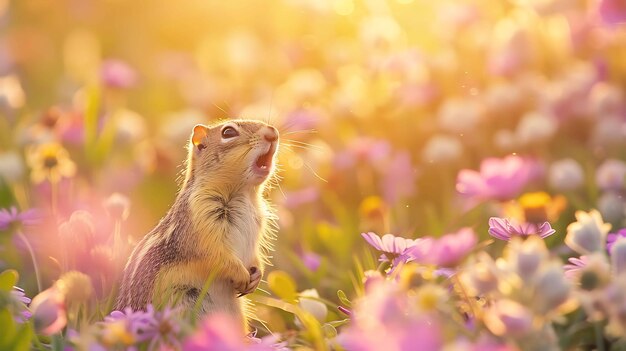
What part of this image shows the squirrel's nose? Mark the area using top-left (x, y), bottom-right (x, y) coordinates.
top-left (263, 126), bottom-right (278, 142)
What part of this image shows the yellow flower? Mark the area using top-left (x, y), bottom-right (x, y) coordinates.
top-left (101, 321), bottom-right (135, 346)
top-left (55, 270), bottom-right (93, 304)
top-left (26, 143), bottom-right (77, 184)
top-left (504, 191), bottom-right (566, 224)
top-left (414, 283), bottom-right (448, 312)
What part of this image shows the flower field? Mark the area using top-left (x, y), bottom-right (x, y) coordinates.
top-left (1, 0), bottom-right (626, 350)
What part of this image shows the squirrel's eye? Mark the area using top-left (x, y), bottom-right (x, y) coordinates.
top-left (221, 126), bottom-right (239, 139)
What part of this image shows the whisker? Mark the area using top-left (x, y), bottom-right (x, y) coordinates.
top-left (267, 90), bottom-right (274, 125)
top-left (279, 145), bottom-right (328, 183)
top-left (303, 162), bottom-right (328, 183)
top-left (276, 181), bottom-right (288, 200)
top-left (211, 102), bottom-right (229, 117)
top-left (281, 143), bottom-right (320, 152)
top-left (281, 129), bottom-right (318, 136)
top-left (282, 140), bottom-right (324, 151)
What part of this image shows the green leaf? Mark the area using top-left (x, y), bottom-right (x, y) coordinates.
top-left (267, 271), bottom-right (297, 303)
top-left (322, 323), bottom-right (337, 338)
top-left (337, 290), bottom-right (351, 307)
top-left (0, 308), bottom-right (16, 347)
top-left (7, 323), bottom-right (33, 351)
top-left (0, 269), bottom-right (18, 291)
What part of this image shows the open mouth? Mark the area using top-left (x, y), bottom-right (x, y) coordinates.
top-left (253, 142), bottom-right (277, 175)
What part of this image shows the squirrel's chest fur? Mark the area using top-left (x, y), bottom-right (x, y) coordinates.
top-left (189, 190), bottom-right (263, 267)
top-left (116, 188), bottom-right (270, 310)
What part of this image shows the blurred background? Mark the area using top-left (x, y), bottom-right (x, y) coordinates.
top-left (1, 0), bottom-right (626, 331)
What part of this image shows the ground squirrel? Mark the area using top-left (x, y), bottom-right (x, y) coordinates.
top-left (115, 120), bottom-right (279, 332)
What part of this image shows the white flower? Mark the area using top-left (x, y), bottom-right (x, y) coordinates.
top-left (565, 210), bottom-right (611, 254)
top-left (596, 159), bottom-right (626, 191)
top-left (515, 111), bottom-right (558, 146)
top-left (611, 238), bottom-right (626, 276)
top-left (597, 192), bottom-right (626, 224)
top-left (421, 135), bottom-right (463, 164)
top-left (548, 158), bottom-right (584, 191)
top-left (438, 98), bottom-right (483, 133)
top-left (0, 151), bottom-right (25, 182)
top-left (533, 264), bottom-right (570, 313)
top-left (0, 75), bottom-right (25, 110)
top-left (590, 117), bottom-right (626, 147)
top-left (493, 129), bottom-right (517, 151)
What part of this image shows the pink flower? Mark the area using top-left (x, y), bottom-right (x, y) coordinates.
top-left (380, 151), bottom-right (417, 205)
top-left (599, 0), bottom-right (626, 26)
top-left (456, 155), bottom-right (540, 201)
top-left (488, 217), bottom-right (556, 241)
top-left (101, 59), bottom-right (138, 89)
top-left (333, 137), bottom-right (391, 170)
top-left (282, 187), bottom-right (319, 209)
top-left (30, 287), bottom-right (66, 335)
top-left (563, 256), bottom-right (588, 279)
top-left (339, 280), bottom-right (443, 351)
top-left (184, 313), bottom-right (279, 351)
top-left (403, 228), bottom-right (477, 267)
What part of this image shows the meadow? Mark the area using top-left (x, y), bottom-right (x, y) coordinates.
top-left (1, 0), bottom-right (626, 350)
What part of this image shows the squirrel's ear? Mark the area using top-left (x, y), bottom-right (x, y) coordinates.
top-left (192, 124), bottom-right (209, 151)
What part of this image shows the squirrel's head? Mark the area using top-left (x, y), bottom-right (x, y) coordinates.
top-left (186, 120), bottom-right (279, 188)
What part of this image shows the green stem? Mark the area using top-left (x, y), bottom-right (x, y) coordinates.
top-left (17, 230), bottom-right (42, 293)
top-left (594, 322), bottom-right (605, 351)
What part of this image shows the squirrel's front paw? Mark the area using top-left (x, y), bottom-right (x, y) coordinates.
top-left (236, 266), bottom-right (262, 298)
top-left (230, 264), bottom-right (251, 294)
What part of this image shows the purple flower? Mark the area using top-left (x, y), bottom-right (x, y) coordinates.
top-left (599, 0), bottom-right (626, 26)
top-left (145, 306), bottom-right (184, 350)
top-left (362, 232), bottom-right (420, 266)
top-left (301, 251), bottom-right (321, 271)
top-left (104, 306), bottom-right (158, 343)
top-left (403, 228), bottom-right (477, 267)
top-left (607, 229), bottom-right (626, 252)
top-left (488, 217), bottom-right (556, 241)
top-left (0, 207), bottom-right (40, 231)
top-left (10, 286), bottom-right (31, 323)
top-left (101, 59), bottom-right (138, 89)
top-left (563, 256), bottom-right (588, 279)
top-left (456, 156), bottom-right (540, 201)
top-left (362, 232), bottom-right (419, 254)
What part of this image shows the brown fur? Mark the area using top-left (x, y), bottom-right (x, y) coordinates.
top-left (115, 119), bottom-right (279, 333)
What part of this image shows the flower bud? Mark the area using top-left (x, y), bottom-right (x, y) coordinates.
top-left (299, 289), bottom-right (327, 322)
top-left (30, 287), bottom-right (66, 335)
top-left (103, 193), bottom-right (131, 221)
top-left (484, 300), bottom-right (533, 337)
top-left (55, 270), bottom-right (93, 304)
